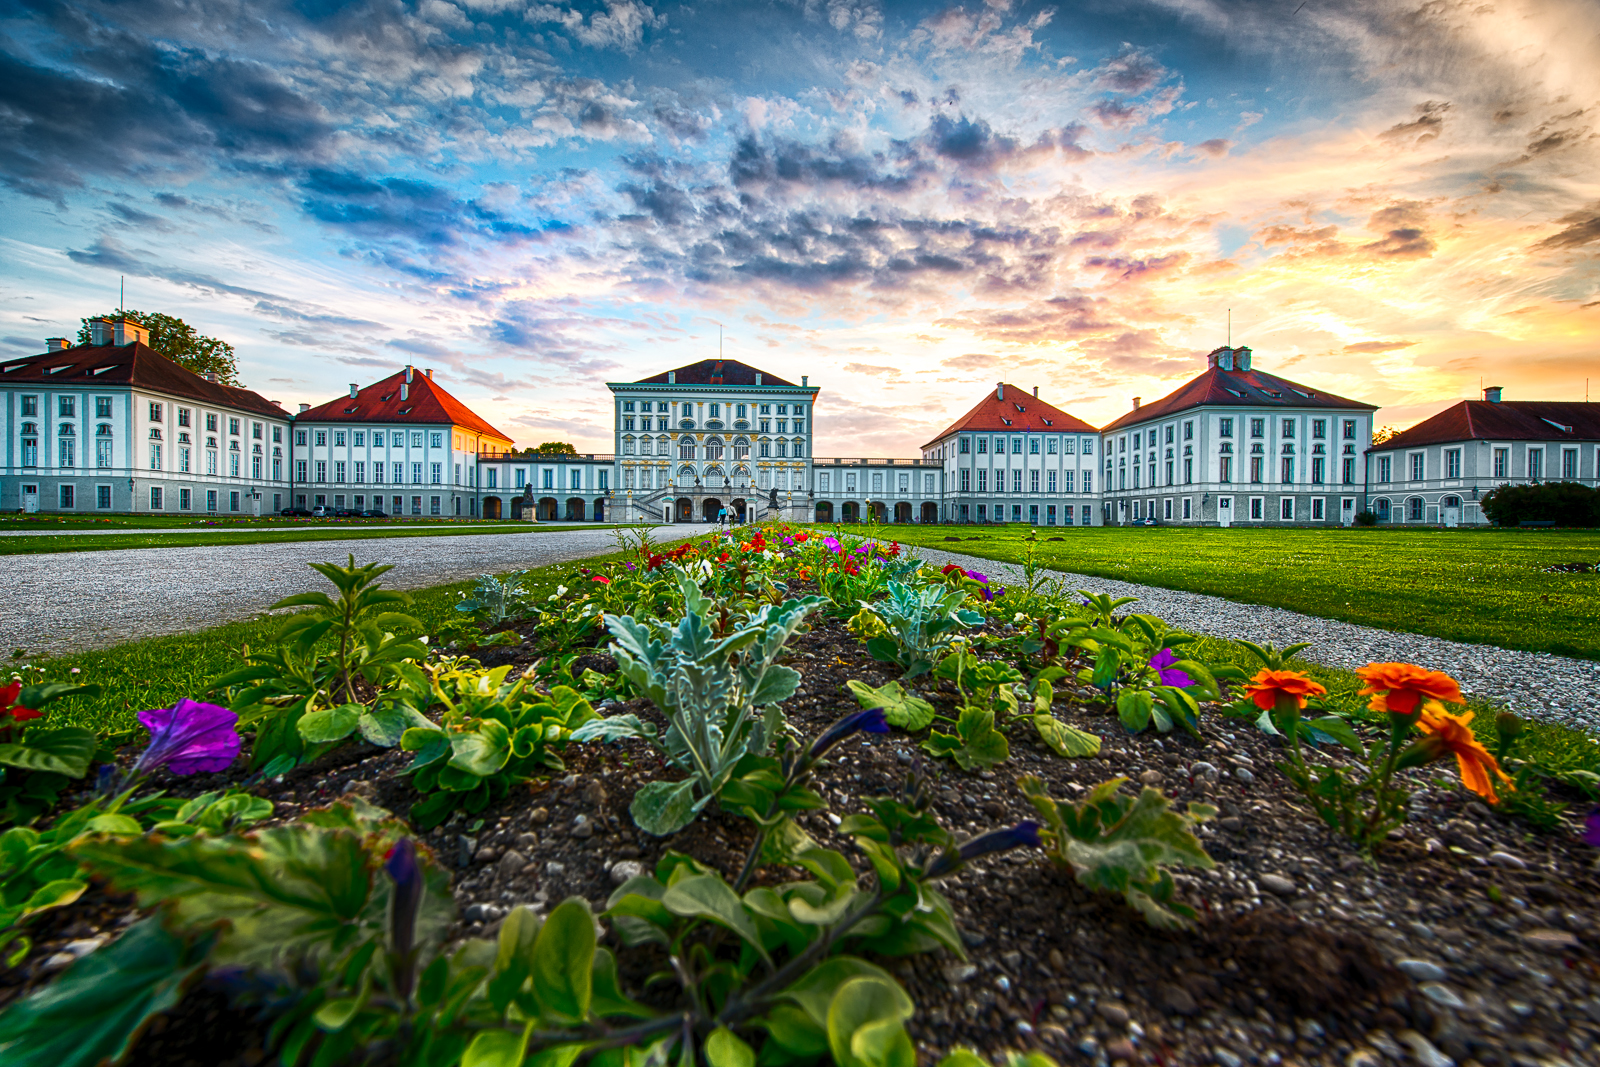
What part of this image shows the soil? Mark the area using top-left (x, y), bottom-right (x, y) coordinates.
top-left (6, 606), bottom-right (1600, 1067)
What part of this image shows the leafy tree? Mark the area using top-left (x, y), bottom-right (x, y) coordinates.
top-left (1370, 425), bottom-right (1401, 446)
top-left (532, 441), bottom-right (578, 455)
top-left (77, 310), bottom-right (239, 386)
top-left (1480, 482), bottom-right (1599, 527)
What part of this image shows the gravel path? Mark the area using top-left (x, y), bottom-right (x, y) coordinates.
top-left (912, 546), bottom-right (1600, 733)
top-left (5, 527), bottom-right (667, 656)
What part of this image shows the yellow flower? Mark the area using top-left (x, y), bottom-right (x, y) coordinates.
top-left (1415, 704), bottom-right (1513, 804)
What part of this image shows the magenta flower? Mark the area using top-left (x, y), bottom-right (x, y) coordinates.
top-left (1148, 648), bottom-right (1194, 688)
top-left (1585, 808), bottom-right (1600, 848)
top-left (133, 699), bottom-right (242, 776)
top-left (822, 536), bottom-right (842, 553)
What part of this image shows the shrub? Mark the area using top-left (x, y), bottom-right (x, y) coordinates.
top-left (1480, 481), bottom-right (1600, 527)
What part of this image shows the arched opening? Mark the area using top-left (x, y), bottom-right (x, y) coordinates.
top-left (593, 498), bottom-right (605, 522)
top-left (869, 501), bottom-right (887, 522)
top-left (815, 501), bottom-right (834, 522)
top-left (921, 501), bottom-right (937, 523)
top-left (1407, 497), bottom-right (1425, 522)
top-left (565, 497), bottom-right (586, 521)
top-left (841, 501), bottom-right (859, 522)
top-left (675, 496), bottom-right (694, 522)
top-left (482, 496), bottom-right (502, 520)
top-left (537, 497), bottom-right (559, 521)
top-left (894, 501), bottom-right (912, 523)
top-left (1374, 498), bottom-right (1391, 522)
top-left (701, 497), bottom-right (724, 522)
top-left (732, 498), bottom-right (748, 522)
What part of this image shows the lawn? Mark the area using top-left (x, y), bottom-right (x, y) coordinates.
top-left (0, 522), bottom-right (639, 555)
top-left (870, 525), bottom-right (1600, 660)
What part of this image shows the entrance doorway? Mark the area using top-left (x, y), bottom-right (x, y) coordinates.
top-left (483, 496), bottom-right (502, 519)
top-left (815, 501), bottom-right (833, 522)
top-left (921, 501), bottom-right (937, 523)
top-left (1442, 495), bottom-right (1461, 528)
top-left (675, 497), bottom-right (694, 522)
top-left (869, 501), bottom-right (887, 522)
top-left (1217, 496), bottom-right (1232, 528)
top-left (732, 499), bottom-right (747, 522)
top-left (702, 497), bottom-right (723, 522)
top-left (894, 502), bottom-right (912, 523)
top-left (841, 501), bottom-right (859, 522)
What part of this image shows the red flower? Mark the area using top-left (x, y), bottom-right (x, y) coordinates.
top-left (646, 554), bottom-right (666, 570)
top-left (887, 542), bottom-right (901, 557)
top-left (717, 551), bottom-right (731, 563)
top-left (591, 575), bottom-right (611, 585)
top-left (0, 681), bottom-right (41, 723)
top-left (795, 532), bottom-right (809, 543)
top-left (941, 563), bottom-right (963, 576)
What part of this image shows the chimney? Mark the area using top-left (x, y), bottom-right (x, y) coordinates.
top-left (401, 383), bottom-right (409, 401)
top-left (298, 403), bottom-right (310, 413)
top-left (405, 366), bottom-right (414, 383)
top-left (349, 383), bottom-right (358, 399)
top-left (1234, 346), bottom-right (1252, 371)
top-left (802, 375), bottom-right (808, 386)
top-left (45, 338), bottom-right (69, 352)
top-left (1211, 347), bottom-right (1235, 371)
top-left (114, 317), bottom-right (149, 347)
top-left (669, 370), bottom-right (676, 384)
top-left (1483, 386), bottom-right (1503, 403)
top-left (996, 382), bottom-right (1004, 400)
top-left (203, 371), bottom-right (217, 383)
top-left (424, 368), bottom-right (433, 379)
top-left (89, 318), bottom-right (115, 345)
top-left (1132, 397), bottom-right (1141, 410)
top-left (755, 372), bottom-right (762, 385)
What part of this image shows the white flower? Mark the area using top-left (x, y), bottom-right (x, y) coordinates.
top-left (70, 667), bottom-right (81, 674)
top-left (420, 636), bottom-right (430, 645)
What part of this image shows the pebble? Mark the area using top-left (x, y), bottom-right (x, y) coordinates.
top-left (473, 847), bottom-right (498, 864)
top-left (497, 849), bottom-right (526, 877)
top-left (1419, 983), bottom-right (1466, 1010)
top-left (1258, 873), bottom-right (1297, 896)
top-left (1486, 851), bottom-right (1527, 870)
top-left (464, 902), bottom-right (503, 924)
top-left (1048, 948), bottom-right (1066, 971)
top-left (1345, 1052), bottom-right (1382, 1067)
top-left (571, 814), bottom-right (595, 839)
top-left (1157, 983), bottom-right (1198, 1015)
top-left (1521, 928), bottom-right (1580, 952)
top-left (1098, 1002), bottom-right (1131, 1028)
top-left (1104, 1038), bottom-right (1136, 1061)
top-left (1234, 767), bottom-right (1255, 784)
top-left (1213, 1049), bottom-right (1243, 1067)
top-left (1396, 959), bottom-right (1448, 982)
top-left (1138, 769), bottom-right (1164, 786)
top-left (1396, 1029), bottom-right (1454, 1067)
top-left (530, 807), bottom-right (550, 825)
top-left (1190, 761), bottom-right (1220, 781)
top-left (609, 860), bottom-right (646, 884)
top-left (40, 937), bottom-right (105, 973)
top-left (1218, 816), bottom-right (1243, 832)
top-left (943, 963), bottom-right (978, 984)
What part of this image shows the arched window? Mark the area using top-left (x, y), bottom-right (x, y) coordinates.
top-left (1442, 495), bottom-right (1461, 508)
top-left (678, 465), bottom-right (696, 481)
top-left (1374, 498), bottom-right (1390, 518)
top-left (679, 439), bottom-right (696, 460)
top-left (1407, 497), bottom-right (1424, 521)
top-left (705, 437), bottom-right (724, 460)
top-left (733, 436), bottom-right (750, 460)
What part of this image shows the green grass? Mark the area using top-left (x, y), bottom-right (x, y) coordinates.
top-left (871, 525), bottom-right (1600, 660)
top-left (0, 523), bottom-right (639, 555)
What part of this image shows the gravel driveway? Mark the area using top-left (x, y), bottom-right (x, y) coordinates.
top-left (4, 527), bottom-right (667, 656)
top-left (914, 546), bottom-right (1600, 732)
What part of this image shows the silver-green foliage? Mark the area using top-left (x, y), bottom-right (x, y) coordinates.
top-left (860, 579), bottom-right (982, 677)
top-left (572, 567), bottom-right (825, 835)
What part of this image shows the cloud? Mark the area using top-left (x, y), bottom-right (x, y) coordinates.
top-left (1193, 138), bottom-right (1232, 158)
top-left (1093, 49), bottom-right (1166, 94)
top-left (1378, 101), bottom-right (1450, 147)
top-left (528, 0), bottom-right (666, 52)
top-left (1532, 203), bottom-right (1600, 250)
top-left (1344, 340), bottom-right (1417, 354)
top-left (1361, 201), bottom-right (1436, 259)
top-left (842, 362), bottom-right (901, 376)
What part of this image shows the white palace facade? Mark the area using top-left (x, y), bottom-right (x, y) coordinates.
top-left (9, 328), bottom-right (1595, 525)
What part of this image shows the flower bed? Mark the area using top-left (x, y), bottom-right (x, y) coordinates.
top-left (0, 527), bottom-right (1596, 1067)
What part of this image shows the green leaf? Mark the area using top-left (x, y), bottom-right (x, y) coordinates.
top-left (780, 957), bottom-right (907, 1028)
top-left (571, 714), bottom-right (655, 744)
top-left (936, 1051), bottom-right (989, 1067)
top-left (1116, 689), bottom-right (1154, 733)
top-left (84, 814), bottom-right (143, 835)
top-left (18, 879), bottom-right (87, 917)
top-left (297, 705), bottom-right (363, 744)
top-left (449, 721), bottom-right (513, 778)
top-left (705, 1029), bottom-right (755, 1067)
top-left (532, 897), bottom-right (595, 1024)
top-left (1032, 715), bottom-right (1101, 758)
top-left (660, 873), bottom-right (769, 963)
top-left (826, 976), bottom-right (915, 1067)
top-left (1306, 715), bottom-right (1364, 756)
top-left (357, 704), bottom-right (434, 748)
top-left (630, 778), bottom-right (704, 837)
top-left (0, 918), bottom-right (211, 1067)
top-left (846, 680), bottom-right (935, 732)
top-left (463, 1028), bottom-right (527, 1067)
top-left (0, 727), bottom-right (97, 779)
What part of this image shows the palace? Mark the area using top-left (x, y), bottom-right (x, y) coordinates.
top-left (6, 322), bottom-right (1596, 524)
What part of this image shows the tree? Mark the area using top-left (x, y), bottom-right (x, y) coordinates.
top-left (78, 310), bottom-right (240, 386)
top-left (531, 441), bottom-right (578, 455)
top-left (1371, 425), bottom-right (1401, 446)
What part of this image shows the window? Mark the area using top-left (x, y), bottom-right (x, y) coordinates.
top-left (412, 462), bottom-right (423, 484)
top-left (393, 432), bottom-right (405, 446)
top-left (315, 431), bottom-right (328, 447)
top-left (1312, 498), bottom-right (1325, 520)
top-left (1183, 458), bottom-right (1193, 483)
top-left (296, 430), bottom-right (308, 446)
top-left (430, 432), bottom-right (443, 448)
top-left (1280, 498), bottom-right (1294, 520)
top-left (1182, 497), bottom-right (1192, 519)
top-left (1312, 419), bottom-right (1326, 439)
top-left (206, 489), bottom-right (218, 512)
top-left (960, 469), bottom-right (970, 491)
top-left (1343, 419), bottom-right (1356, 440)
top-left (1011, 437), bottom-right (1022, 453)
top-left (20, 396), bottom-right (37, 417)
top-left (1378, 456), bottom-right (1392, 482)
top-left (150, 486), bottom-right (163, 510)
top-left (1528, 448), bottom-right (1543, 480)
top-left (1445, 449), bottom-right (1462, 479)
top-left (296, 459), bottom-right (308, 481)
top-left (57, 396), bottom-right (76, 418)
top-left (1493, 448), bottom-right (1508, 478)
top-left (1012, 469), bottom-right (1023, 493)
top-left (1164, 498), bottom-right (1173, 520)
top-left (977, 438), bottom-right (987, 454)
top-left (1082, 439), bottom-right (1093, 455)
top-left (334, 430), bottom-right (346, 447)
top-left (431, 462), bottom-right (442, 483)
top-left (623, 401), bottom-right (635, 412)
top-left (141, 441), bottom-right (155, 470)
top-left (1250, 457), bottom-right (1263, 483)
top-left (229, 418), bottom-right (240, 436)
top-left (1082, 471), bottom-right (1091, 492)
top-left (206, 413), bottom-right (218, 432)
top-left (977, 470), bottom-right (987, 492)
top-left (599, 469), bottom-right (609, 491)
top-left (59, 484), bottom-right (74, 509)
top-left (1029, 438), bottom-right (1039, 455)
top-left (1409, 453), bottom-right (1424, 480)
top-left (1282, 419), bottom-right (1295, 438)
top-left (1311, 457), bottom-right (1324, 484)
top-left (1220, 456), bottom-right (1233, 483)
top-left (316, 460), bottom-right (327, 481)
top-left (393, 461), bottom-right (404, 482)
top-left (412, 496), bottom-right (423, 515)
top-left (253, 422), bottom-right (263, 439)
top-left (96, 439), bottom-right (113, 468)
top-left (355, 461), bottom-right (365, 482)
top-left (96, 484), bottom-right (112, 509)
top-left (1249, 418), bottom-right (1264, 438)
top-left (431, 496), bottom-right (441, 516)
top-left (1342, 458), bottom-right (1354, 484)
top-left (1281, 457), bottom-right (1294, 483)
top-left (273, 426), bottom-right (282, 443)
top-left (1250, 497), bottom-right (1263, 520)
top-left (1408, 497), bottom-right (1424, 521)
top-left (959, 437), bottom-right (969, 454)
top-left (411, 432), bottom-right (424, 448)
top-left (1563, 448), bottom-right (1578, 480)
top-left (334, 460), bottom-right (346, 482)
top-left (1219, 418), bottom-right (1233, 438)
top-left (252, 454), bottom-right (261, 478)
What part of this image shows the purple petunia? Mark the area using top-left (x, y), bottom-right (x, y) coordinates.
top-left (133, 699), bottom-right (242, 776)
top-left (385, 838), bottom-right (424, 998)
top-left (1585, 808), bottom-right (1600, 848)
top-left (808, 707), bottom-right (891, 761)
top-left (822, 536), bottom-right (842, 553)
top-left (926, 821), bottom-right (1042, 878)
top-left (1148, 648), bottom-right (1194, 688)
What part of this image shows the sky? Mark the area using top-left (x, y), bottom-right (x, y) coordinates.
top-left (2, 0), bottom-right (1597, 456)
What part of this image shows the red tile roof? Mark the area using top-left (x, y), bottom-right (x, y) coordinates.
top-left (297, 369), bottom-right (512, 444)
top-left (1378, 400), bottom-right (1600, 450)
top-left (1, 342), bottom-right (287, 419)
top-left (633, 359), bottom-right (800, 387)
top-left (923, 384), bottom-right (1099, 449)
top-left (1099, 364), bottom-right (1375, 434)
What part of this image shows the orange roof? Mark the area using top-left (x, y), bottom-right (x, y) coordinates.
top-left (922, 384), bottom-right (1099, 449)
top-left (298, 369), bottom-right (512, 444)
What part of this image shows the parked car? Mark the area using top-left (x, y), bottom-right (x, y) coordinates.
top-left (332, 508), bottom-right (361, 518)
top-left (280, 507), bottom-right (313, 517)
top-left (361, 508), bottom-right (388, 518)
top-left (1133, 517), bottom-right (1162, 526)
top-left (311, 505), bottom-right (330, 517)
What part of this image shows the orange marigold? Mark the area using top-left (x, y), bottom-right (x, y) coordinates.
top-left (1244, 669), bottom-right (1328, 711)
top-left (1416, 704), bottom-right (1513, 804)
top-left (1356, 662), bottom-right (1465, 717)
